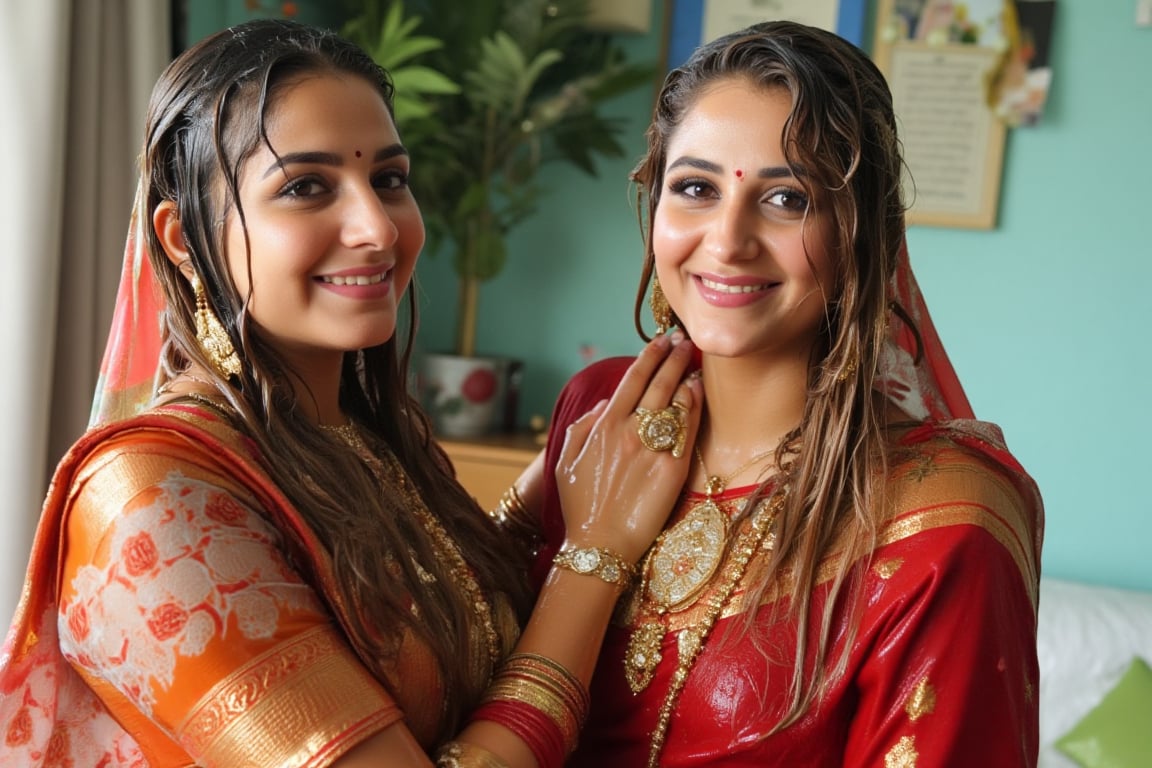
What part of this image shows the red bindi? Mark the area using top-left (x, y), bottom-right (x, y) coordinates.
top-left (355, 150), bottom-right (362, 158)
top-left (735, 169), bottom-right (744, 180)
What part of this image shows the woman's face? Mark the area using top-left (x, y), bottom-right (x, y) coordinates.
top-left (653, 78), bottom-right (835, 363)
top-left (224, 72), bottom-right (424, 370)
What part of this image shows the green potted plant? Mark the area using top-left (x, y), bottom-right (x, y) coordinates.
top-left (341, 0), bottom-right (652, 435)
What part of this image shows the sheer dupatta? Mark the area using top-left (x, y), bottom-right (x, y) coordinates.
top-left (89, 183), bottom-right (167, 427)
top-left (879, 239), bottom-right (974, 422)
top-left (1, 189), bottom-right (166, 765)
top-left (878, 238), bottom-right (1043, 578)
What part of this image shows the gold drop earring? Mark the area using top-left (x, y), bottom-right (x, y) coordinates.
top-left (192, 271), bottom-right (242, 378)
top-left (650, 277), bottom-right (672, 336)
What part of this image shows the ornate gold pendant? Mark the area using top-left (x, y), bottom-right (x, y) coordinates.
top-left (624, 498), bottom-right (729, 693)
top-left (647, 499), bottom-right (728, 609)
top-left (625, 619), bottom-right (666, 693)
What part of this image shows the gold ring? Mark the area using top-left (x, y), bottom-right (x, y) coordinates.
top-left (633, 401), bottom-right (689, 458)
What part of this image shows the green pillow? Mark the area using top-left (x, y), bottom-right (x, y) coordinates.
top-left (1056, 656), bottom-right (1152, 768)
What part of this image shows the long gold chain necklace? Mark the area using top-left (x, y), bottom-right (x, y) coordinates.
top-left (624, 444), bottom-right (776, 691)
top-left (321, 423), bottom-right (502, 667)
top-left (623, 443), bottom-right (787, 768)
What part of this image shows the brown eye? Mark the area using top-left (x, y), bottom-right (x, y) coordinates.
top-left (768, 189), bottom-right (809, 212)
top-left (668, 177), bottom-right (717, 199)
top-left (279, 176), bottom-right (326, 198)
top-left (372, 169), bottom-right (409, 192)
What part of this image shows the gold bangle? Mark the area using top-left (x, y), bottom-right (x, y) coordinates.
top-left (508, 652), bottom-right (590, 716)
top-left (552, 545), bottom-right (635, 589)
top-left (488, 484), bottom-right (529, 526)
top-left (504, 484), bottom-right (527, 517)
top-left (487, 484), bottom-right (541, 556)
top-left (484, 675), bottom-right (582, 746)
top-left (435, 741), bottom-right (511, 768)
top-left (480, 652), bottom-right (590, 753)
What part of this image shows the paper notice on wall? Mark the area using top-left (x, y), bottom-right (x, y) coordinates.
top-left (889, 44), bottom-right (1004, 224)
top-left (702, 0), bottom-right (839, 44)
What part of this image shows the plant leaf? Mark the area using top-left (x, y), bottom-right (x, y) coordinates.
top-left (391, 66), bottom-right (460, 95)
top-left (344, 0), bottom-right (653, 297)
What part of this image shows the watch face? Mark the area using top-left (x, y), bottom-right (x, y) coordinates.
top-left (572, 549), bottom-right (601, 573)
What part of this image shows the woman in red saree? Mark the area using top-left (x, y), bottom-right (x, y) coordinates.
top-left (531, 21), bottom-right (1044, 767)
top-left (0, 18), bottom-right (705, 768)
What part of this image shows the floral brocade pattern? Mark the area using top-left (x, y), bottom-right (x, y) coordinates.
top-left (2, 604), bottom-right (147, 767)
top-left (58, 472), bottom-right (323, 717)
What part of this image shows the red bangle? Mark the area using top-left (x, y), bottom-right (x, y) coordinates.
top-left (471, 699), bottom-right (567, 768)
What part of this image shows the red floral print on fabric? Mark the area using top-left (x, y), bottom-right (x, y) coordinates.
top-left (0, 606), bottom-right (148, 767)
top-left (57, 472), bottom-right (323, 716)
top-left (4, 706), bottom-right (33, 746)
top-left (122, 532), bottom-right (159, 576)
top-left (43, 730), bottom-right (69, 764)
top-left (146, 602), bottom-right (190, 641)
top-left (205, 493), bottom-right (247, 525)
top-left (65, 603), bottom-right (89, 644)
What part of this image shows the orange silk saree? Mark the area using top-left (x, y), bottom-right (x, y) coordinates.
top-left (1, 404), bottom-right (410, 766)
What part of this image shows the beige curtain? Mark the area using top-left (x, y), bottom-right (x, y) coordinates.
top-left (0, 0), bottom-right (169, 628)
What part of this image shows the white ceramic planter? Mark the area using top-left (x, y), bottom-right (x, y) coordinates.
top-left (419, 353), bottom-right (519, 437)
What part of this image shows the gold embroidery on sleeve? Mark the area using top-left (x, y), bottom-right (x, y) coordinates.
top-left (881, 503), bottom-right (1036, 609)
top-left (179, 625), bottom-right (397, 766)
top-left (905, 454), bottom-right (937, 482)
top-left (905, 677), bottom-right (936, 721)
top-left (885, 735), bottom-right (919, 767)
top-left (873, 558), bottom-right (904, 579)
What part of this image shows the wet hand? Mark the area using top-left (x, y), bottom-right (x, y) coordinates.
top-left (554, 333), bottom-right (702, 564)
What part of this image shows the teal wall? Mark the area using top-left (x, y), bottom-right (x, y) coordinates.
top-left (903, 3), bottom-right (1152, 592)
top-left (414, 1), bottom-right (1152, 592)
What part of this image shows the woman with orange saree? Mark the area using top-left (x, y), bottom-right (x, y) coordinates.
top-left (529, 21), bottom-right (1045, 767)
top-left (0, 18), bottom-right (704, 768)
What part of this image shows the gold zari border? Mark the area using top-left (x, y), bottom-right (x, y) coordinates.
top-left (179, 625), bottom-right (396, 767)
top-left (664, 459), bottom-right (1036, 631)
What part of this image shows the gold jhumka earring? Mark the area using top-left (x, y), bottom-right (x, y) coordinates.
top-left (650, 277), bottom-right (672, 335)
top-left (192, 271), bottom-right (241, 378)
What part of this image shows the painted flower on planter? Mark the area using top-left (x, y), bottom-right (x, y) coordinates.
top-left (244, 0), bottom-right (298, 15)
top-left (461, 368), bottom-right (497, 404)
top-left (420, 356), bottom-right (507, 437)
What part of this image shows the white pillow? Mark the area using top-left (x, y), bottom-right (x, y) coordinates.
top-left (1037, 577), bottom-right (1152, 767)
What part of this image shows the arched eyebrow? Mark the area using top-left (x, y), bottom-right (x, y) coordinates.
top-left (666, 155), bottom-right (806, 179)
top-left (261, 144), bottom-right (409, 179)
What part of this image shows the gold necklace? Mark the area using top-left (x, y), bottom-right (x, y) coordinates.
top-left (696, 444), bottom-right (778, 498)
top-left (319, 421), bottom-right (360, 444)
top-left (155, 371), bottom-right (221, 395)
top-left (642, 487), bottom-right (784, 768)
top-left (624, 444), bottom-right (776, 692)
top-left (321, 423), bottom-right (502, 668)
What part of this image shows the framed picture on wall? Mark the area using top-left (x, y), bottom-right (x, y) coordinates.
top-left (664, 0), bottom-right (868, 70)
top-left (872, 0), bottom-right (1014, 229)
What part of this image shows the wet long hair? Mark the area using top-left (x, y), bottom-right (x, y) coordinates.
top-left (140, 19), bottom-right (530, 740)
top-left (631, 21), bottom-right (907, 729)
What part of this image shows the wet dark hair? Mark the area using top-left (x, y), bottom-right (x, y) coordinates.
top-left (631, 21), bottom-right (908, 729)
top-left (141, 18), bottom-right (529, 740)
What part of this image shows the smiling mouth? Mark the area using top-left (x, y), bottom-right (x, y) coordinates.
top-left (319, 272), bottom-right (388, 286)
top-left (699, 276), bottom-right (775, 294)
